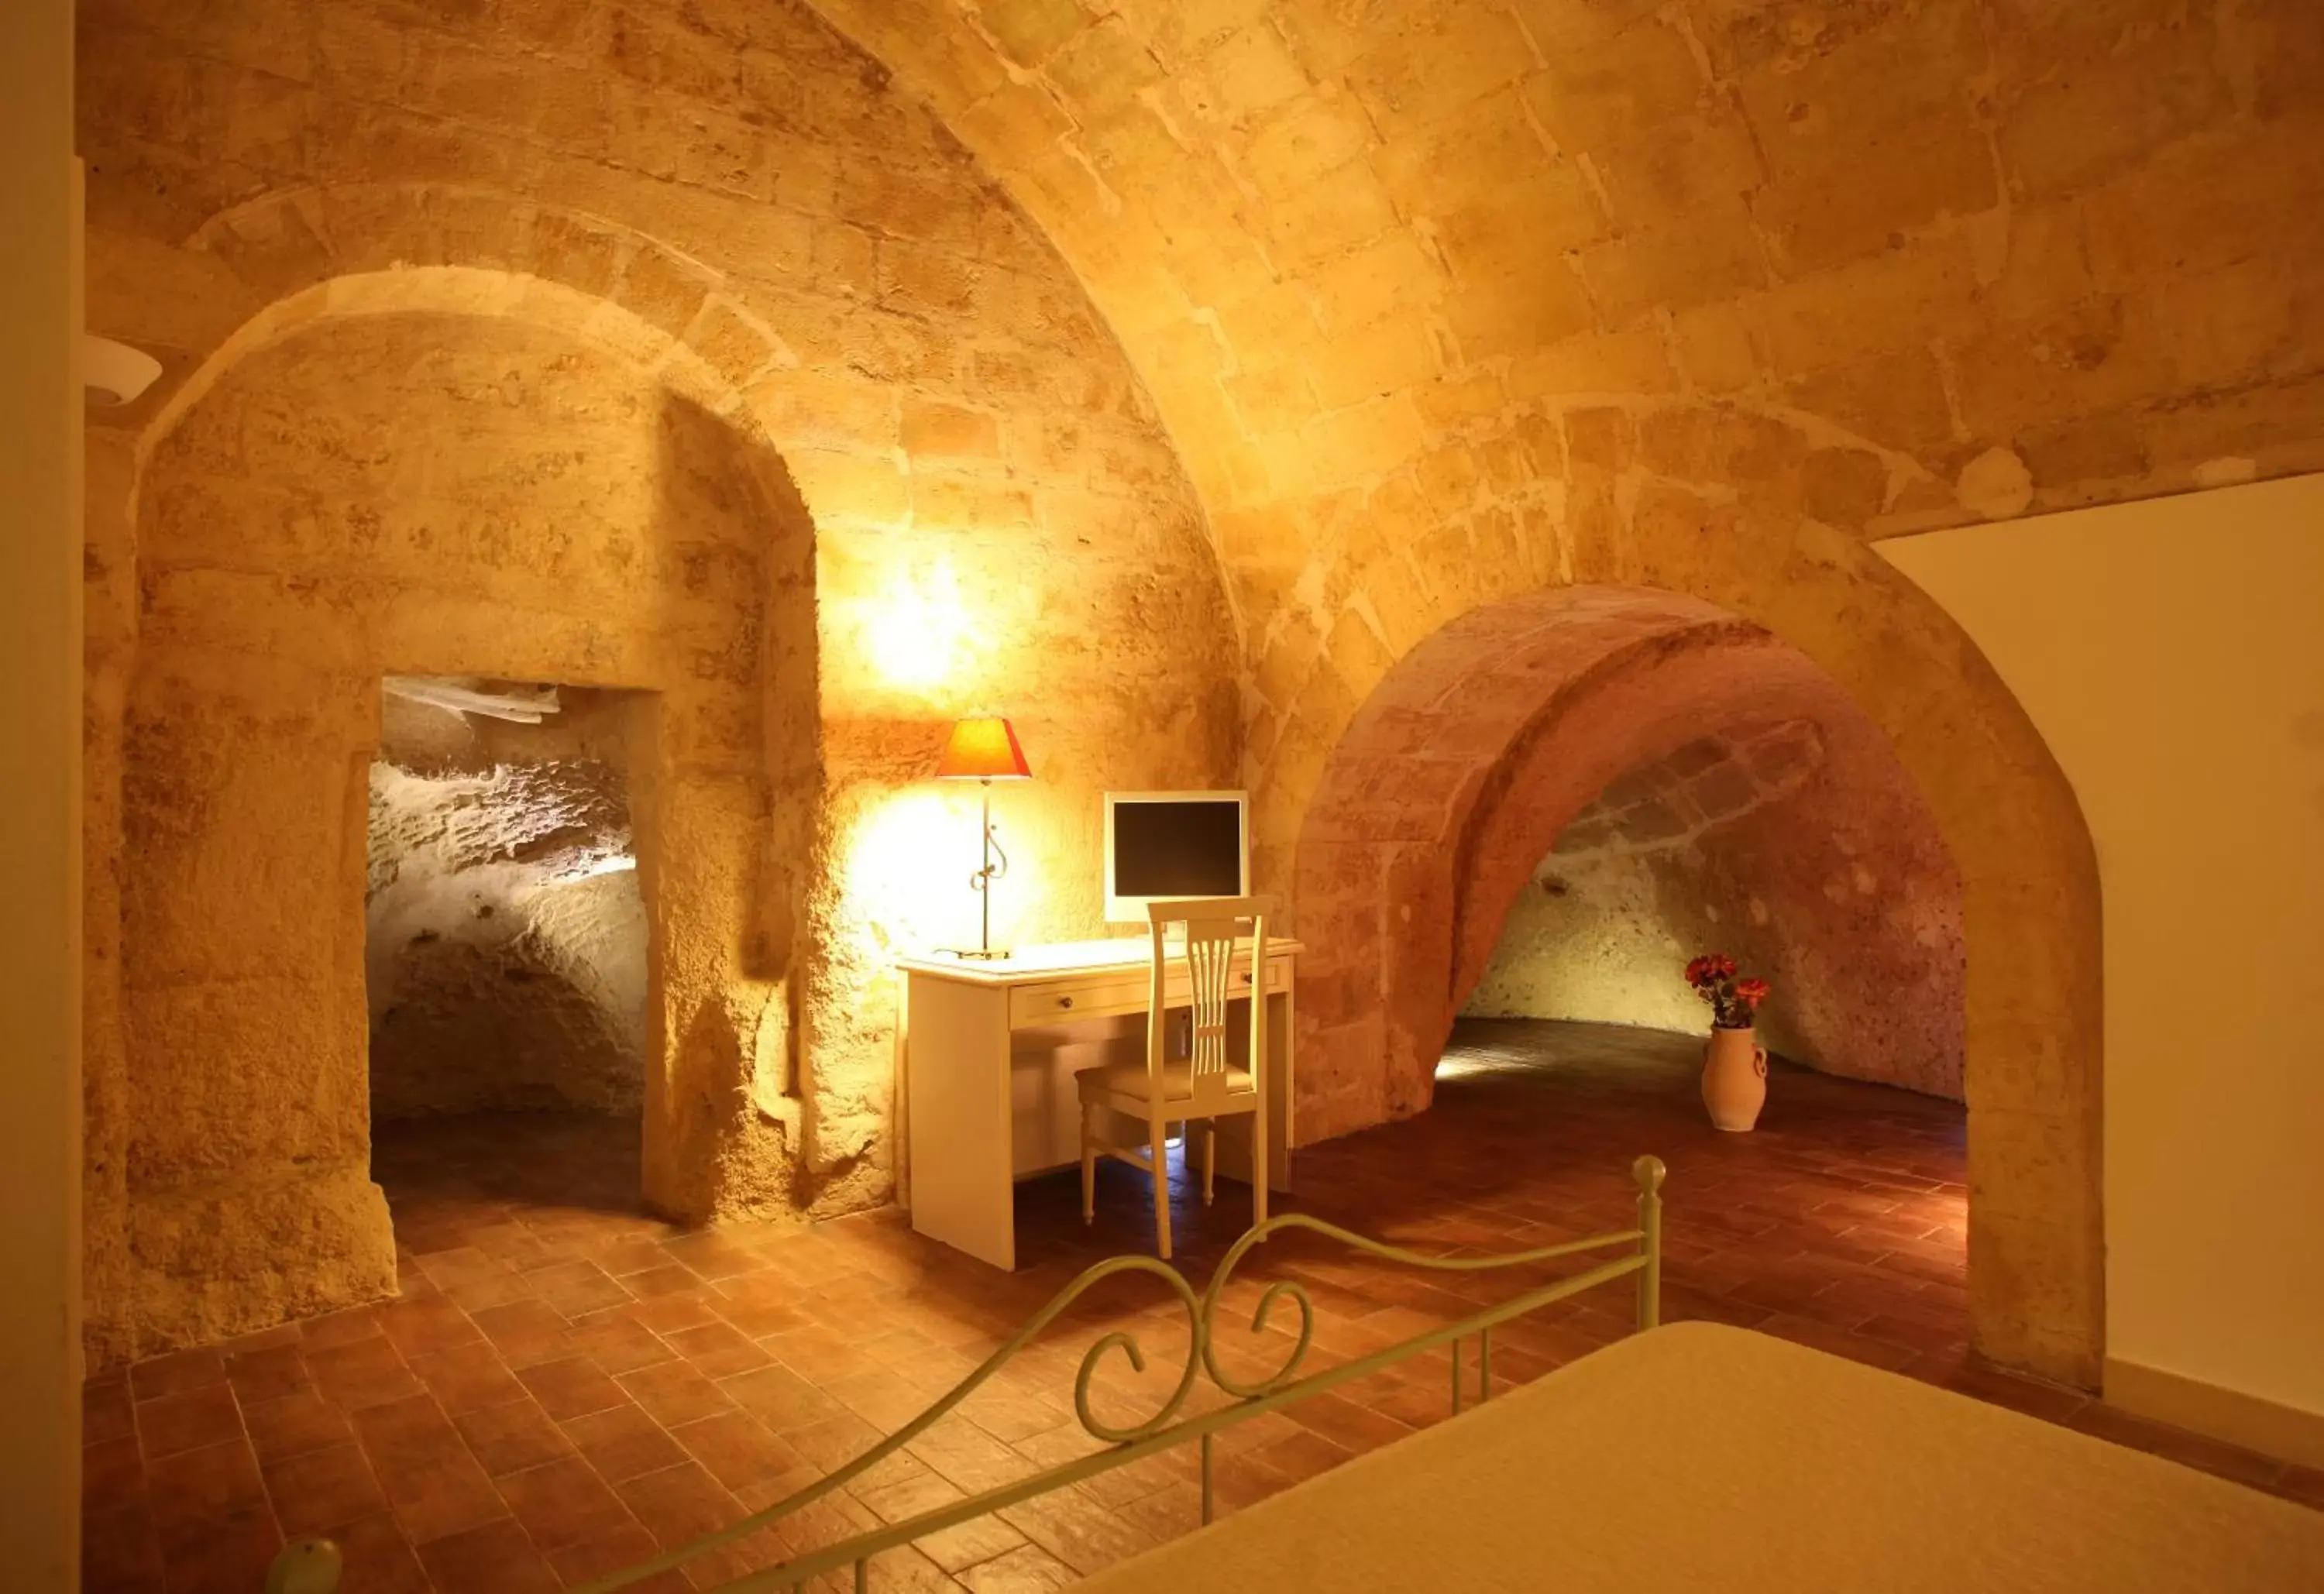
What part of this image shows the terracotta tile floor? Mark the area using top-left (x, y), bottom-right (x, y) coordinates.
top-left (84, 1019), bottom-right (2320, 1592)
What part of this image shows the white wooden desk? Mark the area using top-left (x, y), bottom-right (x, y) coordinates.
top-left (898, 936), bottom-right (1300, 1270)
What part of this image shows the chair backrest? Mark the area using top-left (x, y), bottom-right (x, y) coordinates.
top-left (1147, 896), bottom-right (1267, 1111)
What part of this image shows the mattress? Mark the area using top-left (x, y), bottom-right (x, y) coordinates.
top-left (1075, 1321), bottom-right (2324, 1592)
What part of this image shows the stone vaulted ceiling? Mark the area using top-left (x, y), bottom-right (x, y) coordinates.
top-left (813, 0), bottom-right (2324, 689)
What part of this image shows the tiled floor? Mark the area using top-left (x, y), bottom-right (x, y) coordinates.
top-left (84, 1020), bottom-right (2320, 1592)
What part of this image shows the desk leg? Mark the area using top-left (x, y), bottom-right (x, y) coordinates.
top-left (1215, 987), bottom-right (1293, 1195)
top-left (905, 977), bottom-right (1016, 1270)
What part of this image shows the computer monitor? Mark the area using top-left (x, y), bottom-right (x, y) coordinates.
top-left (1102, 791), bottom-right (1250, 923)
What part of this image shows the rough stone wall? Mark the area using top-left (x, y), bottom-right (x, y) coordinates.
top-left (1468, 719), bottom-right (1968, 1101)
top-left (822, 0), bottom-right (2324, 603)
top-left (79, 0), bottom-right (1236, 1360)
top-left (1466, 721), bottom-right (1823, 1034)
top-left (786, 7), bottom-right (2272, 1385)
top-left (366, 689), bottom-right (649, 1121)
top-left (1294, 585), bottom-right (2094, 1383)
top-left (63, 0), bottom-right (2195, 1385)
top-left (107, 308), bottom-right (805, 1354)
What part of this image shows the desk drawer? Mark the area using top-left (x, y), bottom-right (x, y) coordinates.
top-left (1006, 955), bottom-right (1291, 1029)
top-left (1009, 976), bottom-right (1148, 1027)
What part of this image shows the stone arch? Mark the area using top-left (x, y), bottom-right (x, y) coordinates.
top-left (104, 265), bottom-right (825, 1354)
top-left (1454, 629), bottom-right (1965, 1102)
top-left (1290, 563), bottom-right (2102, 1386)
top-left (81, 2), bottom-right (1257, 1360)
top-left (145, 188), bottom-right (805, 483)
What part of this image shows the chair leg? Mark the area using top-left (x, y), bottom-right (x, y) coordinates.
top-left (1080, 1102), bottom-right (1096, 1227)
top-left (1252, 1101), bottom-right (1268, 1231)
top-left (1202, 1121), bottom-right (1216, 1208)
top-left (1150, 1118), bottom-right (1173, 1261)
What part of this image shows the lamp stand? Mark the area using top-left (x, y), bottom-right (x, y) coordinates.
top-left (951, 777), bottom-right (1010, 960)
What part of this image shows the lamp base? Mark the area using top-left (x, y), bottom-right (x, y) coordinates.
top-left (940, 946), bottom-right (1012, 962)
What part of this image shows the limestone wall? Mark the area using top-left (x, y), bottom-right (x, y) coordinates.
top-left (1466, 723), bottom-right (1822, 1036)
top-left (787, 0), bottom-right (2324, 1384)
top-left (77, 0), bottom-right (1236, 1361)
top-left (366, 689), bottom-right (649, 1121)
top-left (1467, 720), bottom-right (1968, 1101)
top-left (72, 0), bottom-right (2274, 1385)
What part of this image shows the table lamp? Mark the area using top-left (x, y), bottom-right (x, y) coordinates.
top-left (936, 716), bottom-right (1031, 960)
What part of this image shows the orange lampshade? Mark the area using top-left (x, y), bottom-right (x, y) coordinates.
top-left (936, 716), bottom-right (1031, 781)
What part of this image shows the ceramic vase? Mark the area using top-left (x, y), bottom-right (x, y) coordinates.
top-left (1702, 1026), bottom-right (1768, 1132)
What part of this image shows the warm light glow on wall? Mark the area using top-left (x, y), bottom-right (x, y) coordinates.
top-left (837, 785), bottom-right (1063, 954)
top-left (866, 557), bottom-right (968, 692)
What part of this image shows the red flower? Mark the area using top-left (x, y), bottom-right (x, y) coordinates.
top-left (1736, 977), bottom-right (1769, 1004)
top-left (1684, 953), bottom-right (1738, 987)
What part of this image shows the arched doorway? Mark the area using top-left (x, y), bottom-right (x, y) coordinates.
top-left (108, 270), bottom-right (820, 1351)
top-left (1289, 584), bottom-right (2100, 1386)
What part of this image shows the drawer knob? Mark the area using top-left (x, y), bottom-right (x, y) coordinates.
top-left (1239, 971), bottom-right (1253, 984)
top-left (1057, 995), bottom-right (1074, 1009)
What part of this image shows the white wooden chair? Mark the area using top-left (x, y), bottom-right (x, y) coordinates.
top-left (1077, 896), bottom-right (1268, 1260)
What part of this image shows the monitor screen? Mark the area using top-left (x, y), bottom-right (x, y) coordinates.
top-left (1106, 793), bottom-right (1247, 917)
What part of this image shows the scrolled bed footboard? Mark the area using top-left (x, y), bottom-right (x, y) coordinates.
top-left (266, 1155), bottom-right (1667, 1594)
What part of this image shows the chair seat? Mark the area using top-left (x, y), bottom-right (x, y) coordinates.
top-left (1077, 1058), bottom-right (1256, 1104)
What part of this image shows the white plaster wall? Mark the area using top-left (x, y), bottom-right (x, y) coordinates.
top-left (1883, 472), bottom-right (2324, 1421)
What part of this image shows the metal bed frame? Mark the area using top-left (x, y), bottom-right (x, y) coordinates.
top-left (266, 1154), bottom-right (1666, 1594)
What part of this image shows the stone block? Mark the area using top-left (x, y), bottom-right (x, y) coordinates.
top-left (1738, 2), bottom-right (1995, 271)
top-left (1238, 95), bottom-right (1376, 198)
top-left (1563, 407), bottom-right (1636, 473)
top-left (901, 397), bottom-right (1003, 460)
top-left (913, 470), bottom-right (1036, 531)
top-left (399, 31), bottom-right (544, 141)
top-left (1433, 163), bottom-right (1607, 280)
top-left (1671, 301), bottom-right (1758, 393)
top-left (1507, 0), bottom-right (1663, 55)
top-left (1521, 18), bottom-right (1703, 152)
top-left (1741, 235), bottom-right (1981, 381)
top-left (1325, 609), bottom-right (1395, 704)
top-left (1301, 233), bottom-right (1445, 334)
top-left (686, 296), bottom-right (788, 392)
top-left (1582, 200), bottom-right (1767, 325)
top-left (1442, 264), bottom-right (1597, 359)
top-left (1951, 296), bottom-right (2172, 439)
top-left (1999, 36), bottom-right (2228, 200)
top-left (1800, 447), bottom-right (1893, 531)
top-left (615, 245), bottom-right (716, 342)
top-left (205, 191), bottom-right (338, 302)
top-left (2140, 256), bottom-right (2298, 393)
top-left (1983, 204), bottom-right (2094, 325)
top-left (1346, 5), bottom-right (1535, 136)
top-left (878, 238), bottom-right (979, 317)
top-left (953, 80), bottom-right (1078, 168)
top-left (1785, 345), bottom-right (1960, 455)
top-left (1257, 157), bottom-right (1402, 267)
top-left (1308, 316), bottom-right (1442, 410)
top-left (1298, 395), bottom-right (1428, 486)
top-left (976, 0), bottom-right (1092, 69)
top-left (2015, 411), bottom-right (2150, 494)
top-left (1641, 407), bottom-right (1809, 506)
